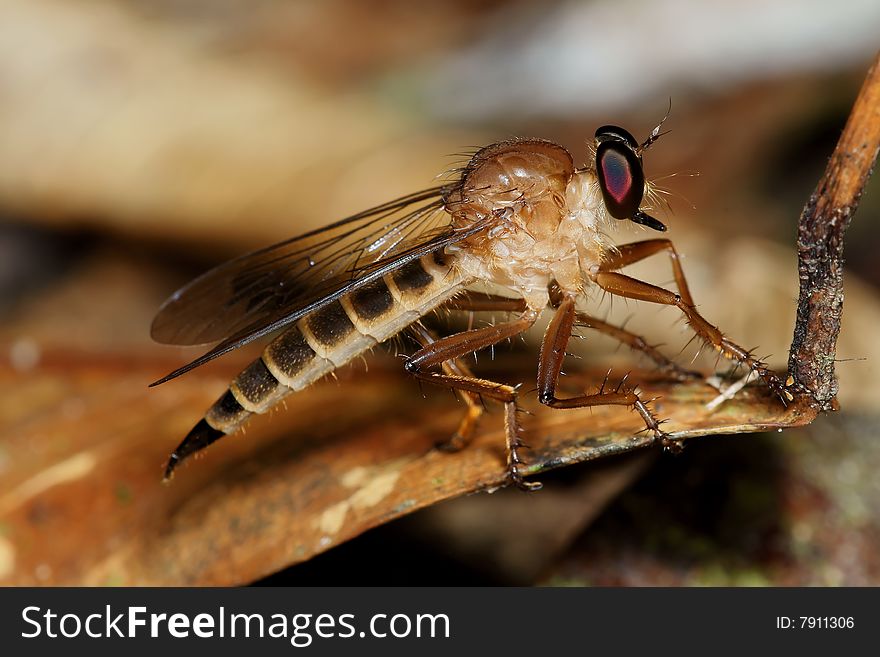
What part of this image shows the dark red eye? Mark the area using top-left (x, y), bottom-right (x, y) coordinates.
top-left (596, 140), bottom-right (645, 220)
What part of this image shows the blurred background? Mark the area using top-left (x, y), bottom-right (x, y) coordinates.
top-left (1, 0), bottom-right (878, 585)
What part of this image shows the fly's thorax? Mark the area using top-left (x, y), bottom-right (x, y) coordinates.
top-left (566, 168), bottom-right (609, 273)
top-left (445, 138), bottom-right (574, 231)
top-left (449, 167), bottom-right (607, 308)
top-left (449, 215), bottom-right (588, 310)
top-left (565, 169), bottom-right (606, 234)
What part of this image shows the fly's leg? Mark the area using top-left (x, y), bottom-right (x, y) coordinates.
top-left (421, 292), bottom-right (529, 450)
top-left (410, 323), bottom-right (484, 452)
top-left (592, 239), bottom-right (786, 400)
top-left (405, 312), bottom-right (542, 490)
top-left (444, 292), bottom-right (529, 313)
top-left (538, 296), bottom-right (680, 452)
top-left (604, 239), bottom-right (696, 306)
top-left (574, 312), bottom-right (702, 382)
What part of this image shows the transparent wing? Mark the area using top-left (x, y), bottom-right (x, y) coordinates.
top-left (150, 184), bottom-right (482, 385)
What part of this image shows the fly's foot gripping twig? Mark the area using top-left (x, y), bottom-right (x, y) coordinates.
top-left (716, 337), bottom-right (791, 405)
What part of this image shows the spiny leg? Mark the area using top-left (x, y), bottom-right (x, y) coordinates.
top-left (423, 292), bottom-right (530, 449)
top-left (604, 239), bottom-right (696, 306)
top-left (538, 296), bottom-right (679, 451)
top-left (591, 240), bottom-right (786, 399)
top-left (405, 312), bottom-right (542, 490)
top-left (420, 292), bottom-right (531, 448)
top-left (588, 240), bottom-right (708, 380)
top-left (409, 323), bottom-right (484, 452)
top-left (575, 312), bottom-right (702, 382)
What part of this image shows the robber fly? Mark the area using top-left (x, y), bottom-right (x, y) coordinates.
top-left (151, 119), bottom-right (785, 489)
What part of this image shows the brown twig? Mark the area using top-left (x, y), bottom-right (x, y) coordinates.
top-left (787, 52), bottom-right (880, 410)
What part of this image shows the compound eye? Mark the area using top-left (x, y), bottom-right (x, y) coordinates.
top-left (596, 141), bottom-right (645, 219)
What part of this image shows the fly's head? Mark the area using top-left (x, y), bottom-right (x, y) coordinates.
top-left (593, 121), bottom-right (668, 232)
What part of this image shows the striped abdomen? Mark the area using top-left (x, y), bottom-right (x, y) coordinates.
top-left (164, 252), bottom-right (467, 478)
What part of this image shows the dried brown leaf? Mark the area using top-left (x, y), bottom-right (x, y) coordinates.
top-left (0, 347), bottom-right (812, 586)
